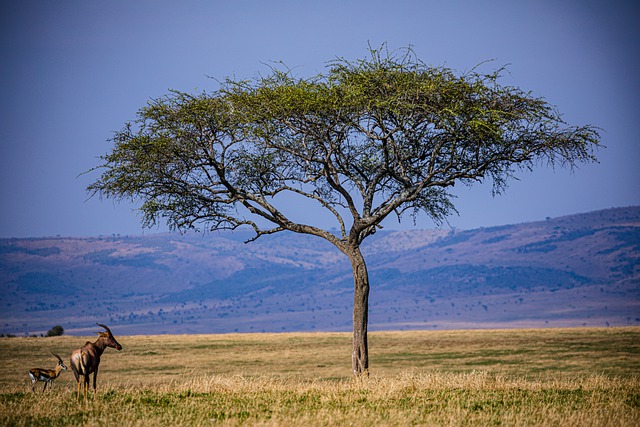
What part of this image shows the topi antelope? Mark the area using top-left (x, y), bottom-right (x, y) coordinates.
top-left (29, 351), bottom-right (67, 393)
top-left (70, 323), bottom-right (122, 402)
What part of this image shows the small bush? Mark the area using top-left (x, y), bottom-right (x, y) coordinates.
top-left (46, 325), bottom-right (64, 337)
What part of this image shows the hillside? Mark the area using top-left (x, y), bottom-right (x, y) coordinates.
top-left (1, 206), bottom-right (638, 335)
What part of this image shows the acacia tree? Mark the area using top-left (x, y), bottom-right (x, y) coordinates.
top-left (89, 47), bottom-right (599, 375)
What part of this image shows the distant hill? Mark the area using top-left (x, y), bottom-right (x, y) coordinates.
top-left (1, 206), bottom-right (638, 336)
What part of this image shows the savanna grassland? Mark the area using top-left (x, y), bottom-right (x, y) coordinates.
top-left (0, 327), bottom-right (638, 426)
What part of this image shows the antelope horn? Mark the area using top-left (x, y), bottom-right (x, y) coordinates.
top-left (51, 350), bottom-right (62, 362)
top-left (96, 323), bottom-right (112, 335)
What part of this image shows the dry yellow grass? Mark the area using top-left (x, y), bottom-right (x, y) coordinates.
top-left (0, 327), bottom-right (638, 426)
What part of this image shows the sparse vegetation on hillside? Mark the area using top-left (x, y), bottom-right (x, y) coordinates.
top-left (1, 207), bottom-right (638, 336)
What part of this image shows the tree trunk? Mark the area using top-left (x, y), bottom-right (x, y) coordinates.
top-left (349, 246), bottom-right (370, 376)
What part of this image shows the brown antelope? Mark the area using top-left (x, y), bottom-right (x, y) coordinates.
top-left (29, 351), bottom-right (67, 393)
top-left (70, 323), bottom-right (122, 402)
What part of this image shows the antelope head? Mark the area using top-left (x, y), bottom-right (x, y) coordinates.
top-left (96, 323), bottom-right (122, 350)
top-left (51, 351), bottom-right (67, 371)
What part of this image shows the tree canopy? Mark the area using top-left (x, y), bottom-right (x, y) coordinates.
top-left (91, 47), bottom-right (598, 249)
top-left (89, 46), bottom-right (599, 374)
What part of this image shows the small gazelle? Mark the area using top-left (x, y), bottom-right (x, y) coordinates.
top-left (28, 351), bottom-right (68, 393)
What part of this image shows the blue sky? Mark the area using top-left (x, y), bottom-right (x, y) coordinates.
top-left (1, 0), bottom-right (638, 238)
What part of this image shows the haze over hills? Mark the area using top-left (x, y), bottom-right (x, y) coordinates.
top-left (1, 207), bottom-right (638, 336)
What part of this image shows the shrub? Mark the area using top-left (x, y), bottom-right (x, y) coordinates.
top-left (46, 325), bottom-right (64, 337)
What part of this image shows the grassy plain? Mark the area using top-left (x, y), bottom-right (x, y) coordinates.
top-left (0, 327), bottom-right (638, 426)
